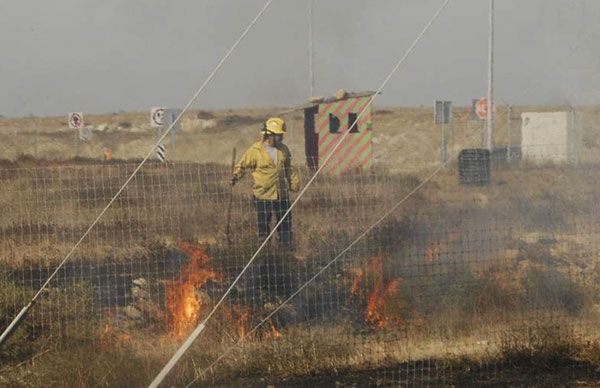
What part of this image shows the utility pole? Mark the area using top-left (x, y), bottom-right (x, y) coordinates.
top-left (485, 0), bottom-right (495, 150)
top-left (308, 0), bottom-right (315, 96)
top-left (506, 105), bottom-right (512, 162)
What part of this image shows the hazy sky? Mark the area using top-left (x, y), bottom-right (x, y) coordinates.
top-left (1, 0), bottom-right (600, 117)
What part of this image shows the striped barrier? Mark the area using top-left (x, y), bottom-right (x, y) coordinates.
top-left (313, 95), bottom-right (373, 175)
top-left (156, 144), bottom-right (166, 162)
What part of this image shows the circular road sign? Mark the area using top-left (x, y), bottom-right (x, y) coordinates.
top-left (475, 98), bottom-right (496, 120)
top-left (68, 112), bottom-right (84, 129)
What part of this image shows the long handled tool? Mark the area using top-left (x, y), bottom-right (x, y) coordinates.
top-left (226, 147), bottom-right (237, 245)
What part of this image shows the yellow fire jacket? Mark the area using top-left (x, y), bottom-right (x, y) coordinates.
top-left (233, 141), bottom-right (300, 200)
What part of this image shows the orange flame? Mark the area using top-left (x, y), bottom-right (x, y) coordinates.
top-left (350, 256), bottom-right (402, 330)
top-left (264, 319), bottom-right (282, 339)
top-left (225, 304), bottom-right (250, 340)
top-left (166, 242), bottom-right (222, 338)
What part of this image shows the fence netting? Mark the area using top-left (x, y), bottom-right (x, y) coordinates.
top-left (2, 111), bottom-right (600, 386)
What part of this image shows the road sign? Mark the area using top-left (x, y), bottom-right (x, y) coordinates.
top-left (475, 98), bottom-right (494, 120)
top-left (156, 144), bottom-right (166, 162)
top-left (151, 107), bottom-right (165, 128)
top-left (434, 100), bottom-right (452, 125)
top-left (68, 112), bottom-right (84, 129)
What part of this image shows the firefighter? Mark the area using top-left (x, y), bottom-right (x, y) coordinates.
top-left (231, 117), bottom-right (300, 248)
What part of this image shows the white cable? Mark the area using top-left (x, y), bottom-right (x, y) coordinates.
top-left (150, 0), bottom-right (452, 386)
top-left (0, 0), bottom-right (274, 348)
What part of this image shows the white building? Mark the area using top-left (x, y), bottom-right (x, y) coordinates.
top-left (521, 111), bottom-right (578, 163)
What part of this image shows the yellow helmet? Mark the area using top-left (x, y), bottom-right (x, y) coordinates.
top-left (262, 117), bottom-right (286, 135)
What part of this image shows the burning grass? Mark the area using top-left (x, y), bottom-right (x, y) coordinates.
top-left (2, 238), bottom-right (600, 386)
top-left (166, 242), bottom-right (222, 338)
top-left (349, 256), bottom-right (403, 330)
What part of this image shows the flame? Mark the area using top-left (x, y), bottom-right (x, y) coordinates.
top-left (223, 305), bottom-right (282, 341)
top-left (365, 278), bottom-right (401, 330)
top-left (349, 267), bottom-right (364, 295)
top-left (350, 256), bottom-right (402, 330)
top-left (225, 304), bottom-right (250, 340)
top-left (264, 319), bottom-right (282, 339)
top-left (166, 242), bottom-right (222, 338)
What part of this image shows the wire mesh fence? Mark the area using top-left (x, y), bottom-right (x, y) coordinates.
top-left (1, 143), bottom-right (600, 386)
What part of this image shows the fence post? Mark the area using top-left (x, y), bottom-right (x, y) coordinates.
top-left (569, 108), bottom-right (577, 165)
top-left (74, 129), bottom-right (80, 158)
top-left (34, 127), bottom-right (38, 157)
top-left (171, 129), bottom-right (177, 161)
top-left (441, 123), bottom-right (447, 168)
top-left (507, 105), bottom-right (511, 162)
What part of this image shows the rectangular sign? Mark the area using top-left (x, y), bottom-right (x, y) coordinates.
top-left (434, 101), bottom-right (452, 125)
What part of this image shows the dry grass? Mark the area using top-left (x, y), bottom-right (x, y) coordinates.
top-left (2, 312), bottom-right (600, 387)
top-left (2, 104), bottom-right (600, 172)
top-left (1, 104), bottom-right (600, 385)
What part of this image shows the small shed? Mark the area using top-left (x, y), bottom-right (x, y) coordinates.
top-left (294, 91), bottom-right (376, 175)
top-left (521, 111), bottom-right (578, 163)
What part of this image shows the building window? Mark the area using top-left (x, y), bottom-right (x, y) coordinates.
top-left (329, 113), bottom-right (340, 133)
top-left (348, 112), bottom-right (359, 133)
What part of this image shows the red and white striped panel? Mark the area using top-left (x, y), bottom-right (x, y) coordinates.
top-left (315, 97), bottom-right (373, 175)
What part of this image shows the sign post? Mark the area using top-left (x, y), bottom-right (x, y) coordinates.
top-left (475, 98), bottom-right (494, 147)
top-left (506, 105), bottom-right (512, 162)
top-left (434, 100), bottom-right (452, 168)
top-left (150, 107), bottom-right (166, 146)
top-left (33, 127), bottom-right (38, 157)
top-left (162, 109), bottom-right (182, 161)
top-left (68, 112), bottom-right (84, 157)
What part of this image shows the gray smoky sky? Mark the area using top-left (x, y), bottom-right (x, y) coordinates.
top-left (1, 0), bottom-right (600, 117)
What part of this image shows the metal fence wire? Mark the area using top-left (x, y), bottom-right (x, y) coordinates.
top-left (1, 144), bottom-right (600, 386)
